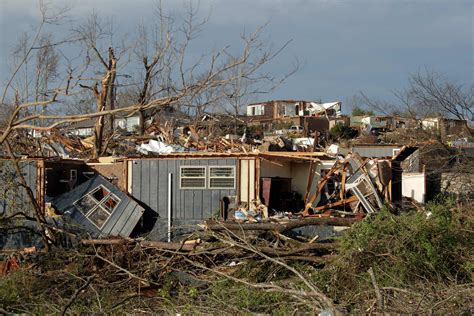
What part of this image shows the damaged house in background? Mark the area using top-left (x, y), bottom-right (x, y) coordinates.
top-left (246, 100), bottom-right (342, 137)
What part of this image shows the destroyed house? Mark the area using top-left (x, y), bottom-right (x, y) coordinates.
top-left (422, 117), bottom-right (471, 142)
top-left (1, 153), bottom-right (337, 239)
top-left (1, 148), bottom-right (419, 241)
top-left (124, 152), bottom-right (336, 239)
top-left (66, 119), bottom-right (96, 137)
top-left (0, 158), bottom-right (87, 217)
top-left (246, 100), bottom-right (342, 132)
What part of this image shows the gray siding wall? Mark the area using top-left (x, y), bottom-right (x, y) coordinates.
top-left (0, 160), bottom-right (36, 217)
top-left (352, 146), bottom-right (400, 158)
top-left (131, 158), bottom-right (237, 222)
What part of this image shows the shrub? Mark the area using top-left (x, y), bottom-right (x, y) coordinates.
top-left (329, 123), bottom-right (358, 140)
top-left (319, 198), bottom-right (473, 302)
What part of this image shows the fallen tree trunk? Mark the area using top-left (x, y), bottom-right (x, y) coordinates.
top-left (81, 237), bottom-right (338, 258)
top-left (205, 217), bottom-right (358, 233)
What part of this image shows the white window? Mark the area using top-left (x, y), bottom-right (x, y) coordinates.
top-left (392, 148), bottom-right (401, 157)
top-left (180, 166), bottom-right (206, 189)
top-left (127, 116), bottom-right (140, 131)
top-left (74, 185), bottom-right (120, 229)
top-left (247, 104), bottom-right (264, 116)
top-left (208, 166), bottom-right (235, 189)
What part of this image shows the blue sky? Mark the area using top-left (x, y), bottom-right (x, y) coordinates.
top-left (0, 0), bottom-right (472, 108)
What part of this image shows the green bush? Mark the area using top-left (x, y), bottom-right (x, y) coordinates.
top-left (320, 198), bottom-right (473, 300)
top-left (210, 279), bottom-right (290, 313)
top-left (273, 121), bottom-right (293, 130)
top-left (351, 106), bottom-right (374, 116)
top-left (329, 123), bottom-right (358, 140)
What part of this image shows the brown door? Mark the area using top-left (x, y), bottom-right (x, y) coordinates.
top-left (261, 177), bottom-right (272, 206)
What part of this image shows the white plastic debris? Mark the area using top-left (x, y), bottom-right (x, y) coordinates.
top-left (137, 139), bottom-right (175, 154)
top-left (326, 144), bottom-right (339, 155)
top-left (293, 137), bottom-right (314, 147)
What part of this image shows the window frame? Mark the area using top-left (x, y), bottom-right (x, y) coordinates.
top-left (208, 166), bottom-right (236, 189)
top-left (179, 166), bottom-right (207, 189)
top-left (73, 185), bottom-right (121, 229)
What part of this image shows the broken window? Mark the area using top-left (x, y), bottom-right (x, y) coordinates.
top-left (209, 166), bottom-right (235, 189)
top-left (75, 195), bottom-right (96, 214)
top-left (88, 206), bottom-right (110, 228)
top-left (92, 186), bottom-right (110, 201)
top-left (73, 185), bottom-right (121, 229)
top-left (180, 166), bottom-right (206, 189)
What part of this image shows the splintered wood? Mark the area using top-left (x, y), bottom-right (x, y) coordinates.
top-left (302, 153), bottom-right (391, 216)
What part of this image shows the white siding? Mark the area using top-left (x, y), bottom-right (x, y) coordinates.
top-left (402, 173), bottom-right (425, 203)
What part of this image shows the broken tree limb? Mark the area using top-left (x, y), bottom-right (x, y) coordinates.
top-left (60, 275), bottom-right (94, 316)
top-left (80, 235), bottom-right (338, 259)
top-left (256, 243), bottom-right (337, 256)
top-left (81, 239), bottom-right (199, 251)
top-left (205, 217), bottom-right (358, 233)
top-left (140, 240), bottom-right (198, 251)
top-left (282, 255), bottom-right (337, 264)
top-left (368, 267), bottom-right (384, 312)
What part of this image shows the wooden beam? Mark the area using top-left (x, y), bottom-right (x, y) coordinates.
top-left (313, 195), bottom-right (358, 212)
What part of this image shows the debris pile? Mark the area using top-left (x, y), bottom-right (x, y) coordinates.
top-left (302, 152), bottom-right (391, 216)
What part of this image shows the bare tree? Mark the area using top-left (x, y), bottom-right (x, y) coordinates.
top-left (399, 69), bottom-right (473, 121)
top-left (225, 36), bottom-right (298, 109)
top-left (72, 12), bottom-right (124, 157)
top-left (1, 1), bottom-right (294, 155)
top-left (130, 3), bottom-right (176, 134)
top-left (360, 69), bottom-right (473, 121)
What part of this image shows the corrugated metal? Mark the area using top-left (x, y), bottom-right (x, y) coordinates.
top-left (130, 158), bottom-right (238, 239)
top-left (0, 160), bottom-right (36, 217)
top-left (52, 175), bottom-right (144, 238)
